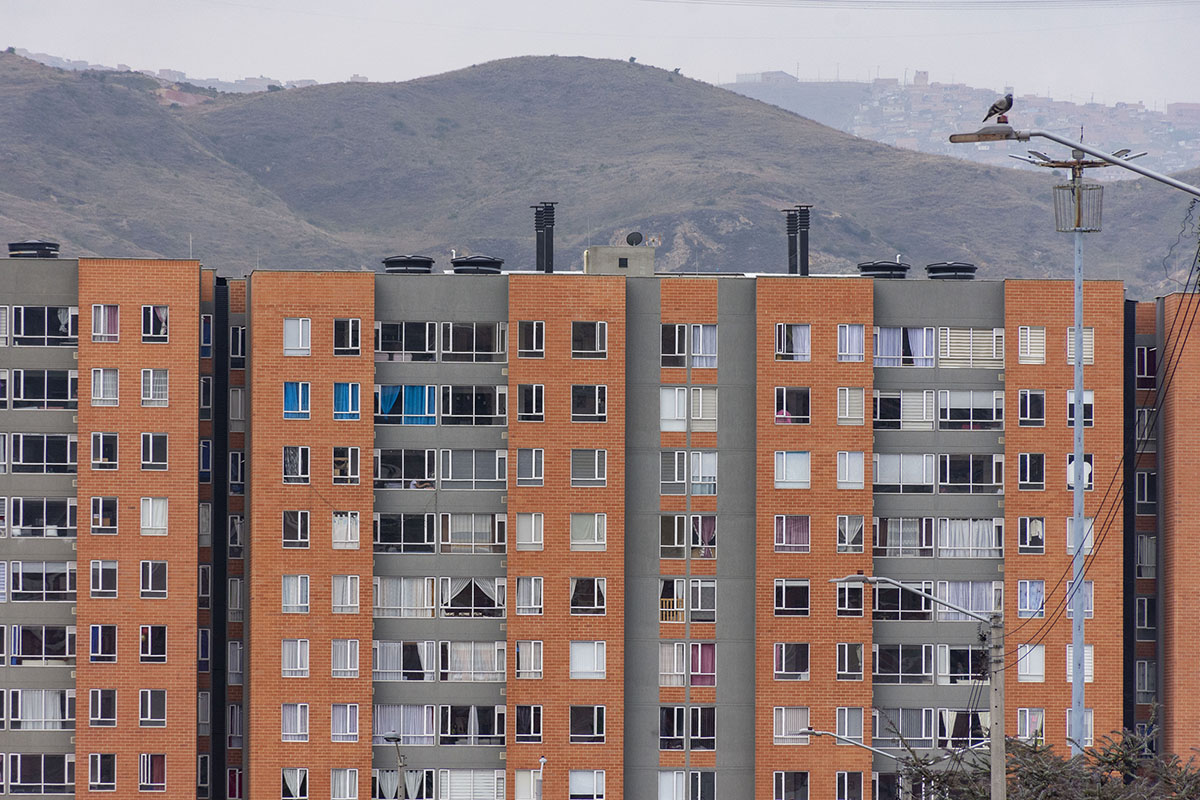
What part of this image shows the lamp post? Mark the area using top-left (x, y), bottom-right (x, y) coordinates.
top-left (950, 122), bottom-right (1200, 757)
top-left (382, 733), bottom-right (406, 797)
top-left (832, 575), bottom-right (1005, 800)
top-left (538, 756), bottom-right (546, 800)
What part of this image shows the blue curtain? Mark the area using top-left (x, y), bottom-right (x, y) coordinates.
top-left (378, 385), bottom-right (402, 418)
top-left (403, 384), bottom-right (434, 425)
top-left (284, 382), bottom-right (300, 417)
top-left (334, 382), bottom-right (350, 418)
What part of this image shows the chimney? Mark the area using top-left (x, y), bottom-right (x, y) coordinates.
top-left (532, 205), bottom-right (545, 272)
top-left (542, 202), bottom-right (556, 273)
top-left (783, 205), bottom-right (812, 275)
top-left (8, 239), bottom-right (60, 258)
top-left (858, 260), bottom-right (911, 279)
top-left (926, 261), bottom-right (977, 280)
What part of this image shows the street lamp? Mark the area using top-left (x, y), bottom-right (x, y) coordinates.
top-left (831, 575), bottom-right (1005, 800)
top-left (382, 732), bottom-right (406, 797)
top-left (538, 756), bottom-right (546, 800)
top-left (950, 123), bottom-right (1200, 757)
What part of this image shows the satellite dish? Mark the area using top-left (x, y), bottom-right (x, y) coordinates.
top-left (626, 231), bottom-right (644, 246)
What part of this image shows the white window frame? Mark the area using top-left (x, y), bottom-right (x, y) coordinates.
top-left (837, 324), bottom-right (865, 361)
top-left (1018, 325), bottom-right (1045, 364)
top-left (837, 451), bottom-right (865, 489)
top-left (283, 317), bottom-right (311, 356)
top-left (774, 450), bottom-right (811, 489)
top-left (837, 386), bottom-right (865, 425)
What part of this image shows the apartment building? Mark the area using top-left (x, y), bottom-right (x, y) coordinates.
top-left (0, 235), bottom-right (1179, 800)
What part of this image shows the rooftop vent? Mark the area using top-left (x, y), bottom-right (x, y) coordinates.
top-left (381, 255), bottom-right (435, 274)
top-left (926, 261), bottom-right (977, 280)
top-left (858, 259), bottom-right (910, 279)
top-left (450, 254), bottom-right (505, 275)
top-left (784, 205), bottom-right (812, 276)
top-left (8, 239), bottom-right (60, 258)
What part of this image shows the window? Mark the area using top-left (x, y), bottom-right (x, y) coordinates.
top-left (1137, 407), bottom-right (1156, 449)
top-left (837, 451), bottom-right (865, 488)
top-left (229, 387), bottom-right (245, 419)
top-left (571, 450), bottom-right (607, 487)
top-left (1066, 453), bottom-right (1094, 490)
top-left (332, 511), bottom-right (360, 549)
top-left (837, 386), bottom-right (865, 425)
top-left (774, 772), bottom-right (809, 800)
top-left (283, 446), bottom-right (309, 484)
top-left (437, 641), bottom-right (505, 682)
top-left (1018, 389), bottom-right (1045, 426)
top-left (570, 640), bottom-right (606, 679)
top-left (1066, 517), bottom-right (1095, 555)
top-left (282, 639), bottom-right (309, 678)
top-left (659, 642), bottom-right (686, 686)
top-left (1065, 708), bottom-right (1094, 747)
top-left (937, 644), bottom-right (987, 684)
top-left (439, 704), bottom-right (505, 745)
top-left (90, 628), bottom-right (117, 664)
top-left (439, 577), bottom-right (505, 618)
top-left (1136, 346), bottom-right (1157, 388)
top-left (660, 706), bottom-right (685, 750)
top-left (517, 448), bottom-right (544, 487)
top-left (570, 513), bottom-right (607, 551)
top-left (7, 753), bottom-right (75, 793)
top-left (332, 639), bottom-right (359, 678)
top-left (199, 628), bottom-right (211, 671)
top-left (374, 384), bottom-right (436, 424)
top-left (836, 707), bottom-right (864, 743)
top-left (228, 578), bottom-right (244, 621)
top-left (1017, 707), bottom-right (1045, 744)
top-left (373, 640), bottom-right (433, 682)
top-left (688, 706), bottom-right (716, 750)
top-left (660, 386), bottom-right (687, 431)
top-left (873, 644), bottom-right (934, 684)
top-left (568, 705), bottom-right (605, 743)
top-left (661, 450), bottom-right (686, 494)
top-left (140, 689), bottom-right (167, 726)
top-left (284, 382), bottom-right (310, 419)
top-left (11, 367), bottom-right (78, 409)
top-left (775, 386), bottom-right (810, 424)
top-left (334, 318), bottom-right (360, 355)
top-left (689, 578), bottom-right (715, 622)
top-left (228, 515), bottom-right (244, 556)
top-left (142, 305), bottom-right (169, 342)
top-left (283, 317), bottom-right (311, 356)
top-left (872, 580), bottom-right (934, 620)
top-left (282, 703), bottom-right (310, 741)
top-left (1136, 471), bottom-right (1158, 516)
top-left (1065, 644), bottom-right (1095, 683)
top-left (936, 580), bottom-right (1002, 620)
top-left (328, 574), bottom-right (359, 614)
top-left (774, 579), bottom-right (809, 616)
top-left (837, 584), bottom-right (864, 617)
top-left (572, 321), bottom-right (607, 358)
top-left (88, 758), bottom-right (115, 796)
top-left (140, 625), bottom-right (167, 662)
top-left (90, 691), bottom-right (116, 724)
top-left (1136, 534), bottom-right (1157, 578)
top-left (772, 515), bottom-right (810, 553)
top-left (661, 323), bottom-right (687, 366)
top-left (774, 451), bottom-right (810, 488)
top-left (374, 576), bottom-right (436, 618)
top-left (91, 560), bottom-right (117, 598)
top-left (1018, 325), bottom-right (1045, 363)
top-left (283, 575), bottom-right (310, 613)
top-left (92, 368), bottom-right (119, 406)
top-left (331, 768), bottom-right (358, 800)
top-left (569, 770), bottom-right (605, 800)
top-left (775, 323), bottom-right (811, 361)
top-left (517, 383), bottom-right (544, 422)
top-left (1137, 597), bottom-right (1157, 640)
top-left (691, 323), bottom-right (717, 367)
top-left (1018, 517), bottom-right (1045, 554)
top-left (874, 326), bottom-right (934, 366)
top-left (92, 304), bottom-right (119, 342)
top-left (200, 313), bottom-right (212, 357)
top-left (140, 561), bottom-right (167, 599)
top-left (199, 503), bottom-right (211, 545)
top-left (374, 448), bottom-right (436, 489)
top-left (690, 450), bottom-right (717, 494)
top-left (873, 453), bottom-right (935, 494)
top-left (939, 326), bottom-right (1004, 368)
top-left (140, 497), bottom-right (168, 535)
top-left (200, 439), bottom-right (212, 482)
top-left (829, 516), bottom-right (864, 555)
top-left (375, 321), bottom-right (437, 362)
top-left (1017, 644), bottom-right (1045, 682)
top-left (230, 325), bottom-right (246, 367)
top-left (836, 772), bottom-right (863, 800)
top-left (571, 384), bottom-right (607, 422)
top-left (837, 642), bottom-right (864, 680)
top-left (141, 369), bottom-right (168, 407)
top-left (1018, 580), bottom-right (1045, 618)
top-left (938, 453), bottom-right (1004, 494)
top-left (570, 577), bottom-right (606, 614)
top-left (332, 704), bottom-right (359, 742)
top-left (873, 389), bottom-right (934, 430)
top-left (141, 433), bottom-right (167, 470)
top-left (516, 513), bottom-right (544, 552)
top-left (1018, 453), bottom-right (1045, 490)
top-left (9, 623), bottom-right (75, 665)
top-left (441, 384), bottom-right (507, 425)
top-left (513, 705), bottom-right (542, 743)
top-left (1065, 327), bottom-right (1095, 365)
top-left (1064, 579), bottom-right (1094, 619)
top-left (838, 324), bottom-right (864, 361)
top-left (441, 321), bottom-right (507, 362)
top-left (11, 433), bottom-right (78, 474)
top-left (333, 447), bottom-right (360, 485)
top-left (518, 320), bottom-right (544, 357)
top-left (9, 560), bottom-right (76, 600)
top-left (228, 642), bottom-right (244, 685)
top-left (87, 432), bottom-right (116, 471)
top-left (333, 382), bottom-right (360, 420)
top-left (439, 512), bottom-right (505, 554)
top-left (938, 390), bottom-right (1003, 430)
top-left (773, 706), bottom-right (810, 744)
top-left (516, 577), bottom-right (543, 615)
top-left (1066, 390), bottom-right (1095, 427)
top-left (1136, 660), bottom-right (1157, 704)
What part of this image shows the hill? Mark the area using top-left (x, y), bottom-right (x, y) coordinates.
top-left (0, 51), bottom-right (1196, 296)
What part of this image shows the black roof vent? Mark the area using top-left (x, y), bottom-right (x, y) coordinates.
top-left (381, 255), bottom-right (435, 274)
top-left (857, 260), bottom-right (910, 279)
top-left (450, 254), bottom-right (505, 275)
top-left (926, 261), bottom-right (977, 280)
top-left (8, 239), bottom-right (60, 258)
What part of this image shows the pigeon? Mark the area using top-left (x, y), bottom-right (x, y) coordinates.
top-left (983, 93), bottom-right (1013, 122)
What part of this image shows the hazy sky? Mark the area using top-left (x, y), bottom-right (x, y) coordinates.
top-left (5, 0), bottom-right (1199, 107)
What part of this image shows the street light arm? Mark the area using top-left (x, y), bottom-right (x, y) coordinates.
top-left (1017, 129), bottom-right (1200, 198)
top-left (802, 729), bottom-right (907, 760)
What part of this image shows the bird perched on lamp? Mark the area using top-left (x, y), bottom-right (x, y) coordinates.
top-left (983, 93), bottom-right (1013, 122)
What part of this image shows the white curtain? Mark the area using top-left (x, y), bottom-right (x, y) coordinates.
top-left (374, 641), bottom-right (404, 680)
top-left (282, 768), bottom-right (303, 797)
top-left (875, 327), bottom-right (903, 365)
top-left (333, 512), bottom-right (360, 547)
top-left (1023, 581), bottom-right (1045, 615)
top-left (332, 706), bottom-right (357, 740)
top-left (517, 578), bottom-right (540, 613)
top-left (374, 704), bottom-right (400, 743)
top-left (400, 577), bottom-right (433, 617)
top-left (787, 324), bottom-right (810, 359)
top-left (332, 639), bottom-right (358, 678)
top-left (692, 324), bottom-right (717, 367)
top-left (445, 642), bottom-right (473, 681)
top-left (373, 770), bottom-right (399, 799)
top-left (141, 498), bottom-right (167, 533)
top-left (571, 514), bottom-right (597, 545)
top-left (660, 643), bottom-right (684, 686)
top-left (402, 769), bottom-right (422, 799)
top-left (907, 327), bottom-right (934, 366)
top-left (330, 769), bottom-right (356, 799)
top-left (840, 324), bottom-right (864, 358)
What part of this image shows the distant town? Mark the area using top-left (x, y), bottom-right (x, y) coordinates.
top-left (727, 70), bottom-right (1200, 180)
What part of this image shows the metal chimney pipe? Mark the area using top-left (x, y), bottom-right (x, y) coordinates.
top-left (532, 205), bottom-right (546, 272)
top-left (783, 205), bottom-right (812, 275)
top-left (796, 205), bottom-right (811, 277)
top-left (541, 202), bottom-right (556, 273)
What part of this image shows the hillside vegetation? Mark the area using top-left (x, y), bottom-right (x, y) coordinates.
top-left (0, 52), bottom-right (1195, 295)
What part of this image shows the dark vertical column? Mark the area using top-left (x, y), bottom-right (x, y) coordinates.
top-left (212, 278), bottom-right (230, 799)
